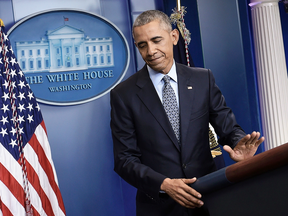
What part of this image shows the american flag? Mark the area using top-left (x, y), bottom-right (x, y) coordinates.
top-left (0, 25), bottom-right (66, 215)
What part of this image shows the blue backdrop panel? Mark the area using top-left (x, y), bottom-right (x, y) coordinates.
top-left (196, 0), bottom-right (264, 165)
top-left (1, 0), bottom-right (283, 215)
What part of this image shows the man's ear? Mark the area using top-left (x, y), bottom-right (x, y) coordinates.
top-left (171, 29), bottom-right (179, 45)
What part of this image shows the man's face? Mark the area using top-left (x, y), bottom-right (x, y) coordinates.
top-left (133, 20), bottom-right (179, 74)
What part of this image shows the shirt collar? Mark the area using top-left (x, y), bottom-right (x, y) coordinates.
top-left (147, 61), bottom-right (177, 85)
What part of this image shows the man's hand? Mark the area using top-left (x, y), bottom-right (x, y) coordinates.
top-left (160, 178), bottom-right (203, 208)
top-left (223, 131), bottom-right (264, 162)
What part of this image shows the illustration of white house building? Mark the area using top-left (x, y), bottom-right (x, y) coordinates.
top-left (16, 24), bottom-right (114, 73)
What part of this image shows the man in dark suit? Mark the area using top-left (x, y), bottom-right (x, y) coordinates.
top-left (110, 10), bottom-right (264, 216)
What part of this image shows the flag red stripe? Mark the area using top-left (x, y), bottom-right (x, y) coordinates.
top-left (31, 205), bottom-right (40, 216)
top-left (0, 163), bottom-right (25, 207)
top-left (0, 200), bottom-right (13, 216)
top-left (41, 120), bottom-right (47, 135)
top-left (25, 160), bottom-right (55, 216)
top-left (29, 131), bottom-right (66, 212)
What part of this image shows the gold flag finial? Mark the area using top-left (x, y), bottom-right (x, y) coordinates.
top-left (0, 19), bottom-right (4, 27)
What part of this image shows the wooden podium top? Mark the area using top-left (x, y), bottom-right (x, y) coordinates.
top-left (226, 142), bottom-right (288, 183)
top-left (192, 142), bottom-right (288, 194)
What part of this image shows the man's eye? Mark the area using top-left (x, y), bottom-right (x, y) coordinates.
top-left (154, 39), bottom-right (162, 43)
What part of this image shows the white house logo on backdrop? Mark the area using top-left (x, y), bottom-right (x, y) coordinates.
top-left (8, 9), bottom-right (129, 105)
top-left (16, 25), bottom-right (114, 74)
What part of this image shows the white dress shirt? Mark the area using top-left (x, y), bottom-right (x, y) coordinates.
top-left (147, 61), bottom-right (179, 107)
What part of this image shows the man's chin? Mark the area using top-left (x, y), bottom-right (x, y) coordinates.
top-left (147, 63), bottom-right (164, 73)
top-left (146, 59), bottom-right (171, 74)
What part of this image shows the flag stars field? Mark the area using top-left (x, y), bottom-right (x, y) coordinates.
top-left (0, 127), bottom-right (7, 137)
top-left (18, 80), bottom-right (26, 89)
top-left (27, 114), bottom-right (34, 123)
top-left (10, 57), bottom-right (16, 66)
top-left (10, 127), bottom-right (17, 135)
top-left (9, 138), bottom-right (17, 148)
top-left (2, 92), bottom-right (9, 100)
top-left (1, 104), bottom-right (9, 113)
top-left (27, 92), bottom-right (34, 100)
top-left (0, 116), bottom-right (8, 124)
top-left (2, 80), bottom-right (9, 88)
top-left (18, 92), bottom-right (25, 100)
top-left (18, 103), bottom-right (25, 112)
top-left (10, 68), bottom-right (16, 77)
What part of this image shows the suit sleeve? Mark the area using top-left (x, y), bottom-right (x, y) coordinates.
top-left (208, 69), bottom-right (246, 148)
top-left (110, 88), bottom-right (167, 201)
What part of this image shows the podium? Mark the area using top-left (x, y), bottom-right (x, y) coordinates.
top-left (192, 143), bottom-right (288, 216)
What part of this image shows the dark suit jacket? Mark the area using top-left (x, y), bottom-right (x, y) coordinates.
top-left (110, 63), bottom-right (246, 216)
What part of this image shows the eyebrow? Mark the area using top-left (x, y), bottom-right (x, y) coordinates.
top-left (151, 36), bottom-right (163, 40)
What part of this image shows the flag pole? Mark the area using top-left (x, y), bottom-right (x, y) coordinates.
top-left (0, 19), bottom-right (4, 27)
top-left (172, 1), bottom-right (223, 164)
top-left (176, 0), bottom-right (181, 11)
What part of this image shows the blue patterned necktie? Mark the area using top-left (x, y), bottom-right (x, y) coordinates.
top-left (162, 75), bottom-right (180, 142)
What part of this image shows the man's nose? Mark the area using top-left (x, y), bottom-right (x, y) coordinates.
top-left (147, 44), bottom-right (156, 56)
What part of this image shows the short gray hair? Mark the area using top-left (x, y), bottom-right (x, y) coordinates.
top-left (132, 10), bottom-right (172, 37)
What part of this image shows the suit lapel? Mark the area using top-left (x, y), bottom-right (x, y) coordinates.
top-left (177, 63), bottom-right (195, 147)
top-left (136, 66), bottom-right (180, 151)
